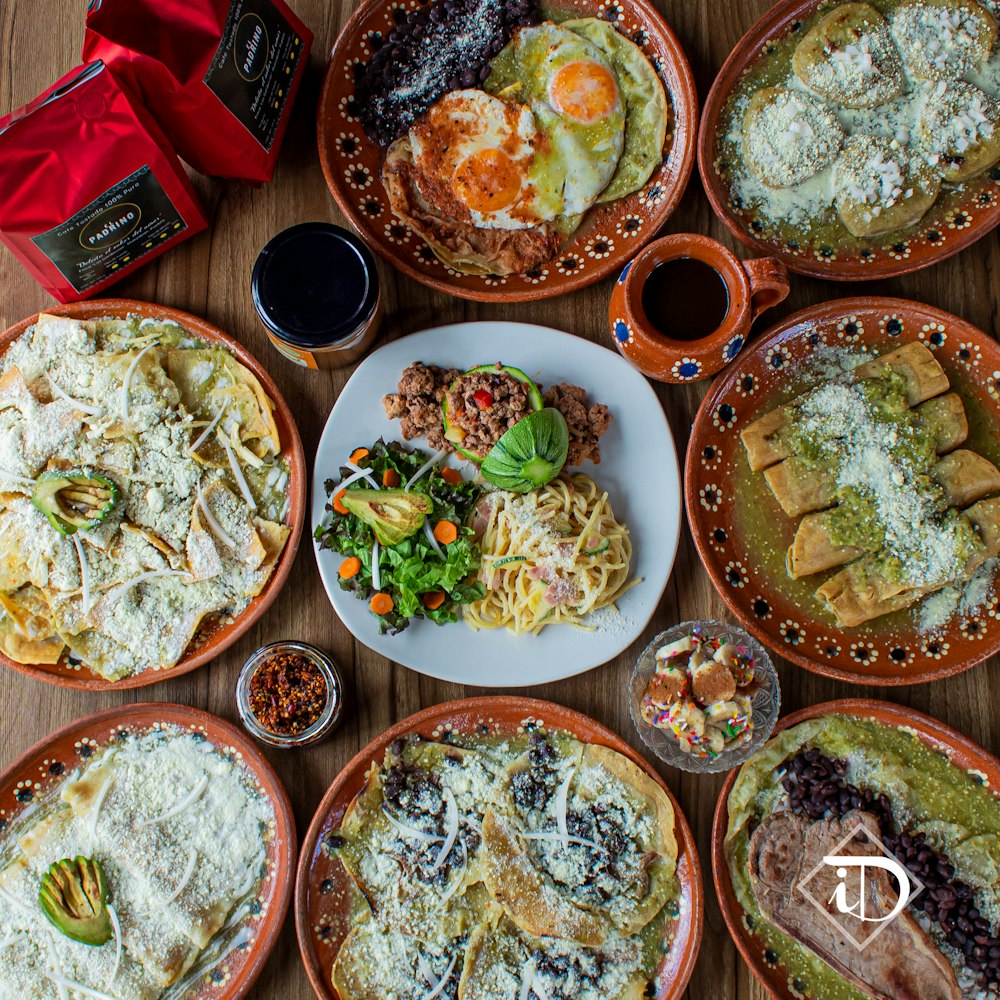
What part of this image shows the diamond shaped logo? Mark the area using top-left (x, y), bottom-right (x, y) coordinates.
top-left (796, 820), bottom-right (924, 951)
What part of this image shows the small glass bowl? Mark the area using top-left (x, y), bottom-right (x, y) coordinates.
top-left (628, 620), bottom-right (780, 774)
top-left (236, 641), bottom-right (344, 749)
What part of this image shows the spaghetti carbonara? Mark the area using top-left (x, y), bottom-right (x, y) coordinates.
top-left (464, 474), bottom-right (635, 634)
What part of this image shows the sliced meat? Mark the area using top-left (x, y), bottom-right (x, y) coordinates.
top-left (748, 809), bottom-right (959, 1000)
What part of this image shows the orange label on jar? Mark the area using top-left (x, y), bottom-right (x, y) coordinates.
top-left (266, 330), bottom-right (318, 368)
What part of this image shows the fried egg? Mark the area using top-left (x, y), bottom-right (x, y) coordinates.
top-left (487, 23), bottom-right (627, 214)
top-left (408, 89), bottom-right (563, 230)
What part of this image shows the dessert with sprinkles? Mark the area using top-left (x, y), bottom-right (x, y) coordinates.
top-left (639, 625), bottom-right (756, 759)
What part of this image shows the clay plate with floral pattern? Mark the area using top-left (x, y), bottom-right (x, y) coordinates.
top-left (317, 0), bottom-right (697, 302)
top-left (0, 299), bottom-right (307, 690)
top-left (685, 297), bottom-right (1000, 685)
top-left (295, 696), bottom-right (703, 1000)
top-left (0, 702), bottom-right (296, 1000)
top-left (711, 698), bottom-right (1000, 1000)
top-left (697, 0), bottom-right (1000, 281)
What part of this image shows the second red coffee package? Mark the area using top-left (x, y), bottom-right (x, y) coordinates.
top-left (83, 0), bottom-right (312, 183)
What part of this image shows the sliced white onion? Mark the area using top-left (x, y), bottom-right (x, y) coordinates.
top-left (107, 904), bottom-right (122, 987)
top-left (420, 954), bottom-right (456, 1000)
top-left (44, 931), bottom-right (68, 1000)
top-left (520, 832), bottom-right (606, 852)
top-left (381, 807), bottom-right (444, 843)
top-left (88, 772), bottom-right (114, 843)
top-left (430, 789), bottom-right (458, 873)
top-left (417, 955), bottom-right (438, 988)
top-left (436, 840), bottom-right (468, 910)
top-left (371, 540), bottom-right (381, 593)
top-left (72, 534), bottom-right (91, 613)
top-left (104, 569), bottom-right (190, 608)
top-left (0, 468), bottom-right (37, 488)
top-left (188, 406), bottom-right (226, 453)
top-left (45, 976), bottom-right (119, 1000)
top-left (518, 962), bottom-right (536, 1000)
top-left (554, 766), bottom-right (575, 850)
top-left (163, 848), bottom-right (198, 905)
top-left (530, 975), bottom-right (550, 1000)
top-left (423, 519), bottom-right (445, 559)
top-left (344, 460), bottom-right (381, 490)
top-left (119, 341), bottom-right (157, 419)
top-left (139, 774), bottom-right (208, 827)
top-left (49, 379), bottom-right (101, 416)
top-left (0, 886), bottom-right (32, 916)
top-left (336, 467), bottom-right (380, 494)
top-left (404, 450), bottom-right (448, 492)
top-left (219, 434), bottom-right (257, 510)
top-left (196, 482), bottom-right (235, 550)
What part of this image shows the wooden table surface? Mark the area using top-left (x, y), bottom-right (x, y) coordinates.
top-left (2, 0), bottom-right (999, 997)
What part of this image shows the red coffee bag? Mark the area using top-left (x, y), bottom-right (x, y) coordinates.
top-left (0, 62), bottom-right (207, 303)
top-left (83, 0), bottom-right (312, 183)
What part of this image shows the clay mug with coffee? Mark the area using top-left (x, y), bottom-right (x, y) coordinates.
top-left (608, 234), bottom-right (789, 383)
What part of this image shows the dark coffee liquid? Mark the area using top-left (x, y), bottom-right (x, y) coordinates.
top-left (641, 258), bottom-right (730, 341)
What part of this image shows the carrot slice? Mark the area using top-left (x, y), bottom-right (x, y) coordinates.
top-left (383, 468), bottom-right (401, 488)
top-left (441, 467), bottom-right (463, 485)
top-left (349, 447), bottom-right (370, 464)
top-left (370, 592), bottom-right (394, 615)
top-left (433, 520), bottom-right (459, 545)
top-left (423, 590), bottom-right (446, 610)
top-left (339, 557), bottom-right (362, 580)
top-left (333, 489), bottom-right (348, 515)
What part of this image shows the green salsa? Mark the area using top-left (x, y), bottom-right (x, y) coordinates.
top-left (726, 716), bottom-right (1000, 1000)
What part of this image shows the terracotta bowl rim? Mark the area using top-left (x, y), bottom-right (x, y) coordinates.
top-left (0, 700), bottom-right (297, 1000)
top-left (0, 298), bottom-right (307, 691)
top-left (685, 294), bottom-right (1000, 686)
top-left (316, 0), bottom-right (700, 302)
top-left (294, 694), bottom-right (705, 1000)
top-left (710, 696), bottom-right (1000, 1000)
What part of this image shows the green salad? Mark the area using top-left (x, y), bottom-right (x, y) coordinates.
top-left (315, 440), bottom-right (485, 634)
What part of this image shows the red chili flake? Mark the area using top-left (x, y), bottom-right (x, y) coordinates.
top-left (248, 653), bottom-right (327, 735)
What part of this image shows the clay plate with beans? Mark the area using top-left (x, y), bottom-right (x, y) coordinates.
top-left (317, 0), bottom-right (697, 302)
top-left (295, 696), bottom-right (703, 1000)
top-left (712, 698), bottom-right (1000, 1000)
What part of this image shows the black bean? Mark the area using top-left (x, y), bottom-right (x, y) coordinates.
top-left (478, 63), bottom-right (491, 81)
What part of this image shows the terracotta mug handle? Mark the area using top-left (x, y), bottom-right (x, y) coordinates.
top-left (742, 257), bottom-right (790, 322)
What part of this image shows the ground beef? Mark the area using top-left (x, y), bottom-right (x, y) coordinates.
top-left (443, 363), bottom-right (533, 458)
top-left (382, 362), bottom-right (458, 450)
top-left (544, 383), bottom-right (612, 465)
top-left (382, 363), bottom-right (612, 466)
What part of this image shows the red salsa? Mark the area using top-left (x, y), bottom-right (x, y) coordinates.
top-left (248, 652), bottom-right (328, 735)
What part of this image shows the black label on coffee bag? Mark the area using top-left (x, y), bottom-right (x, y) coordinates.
top-left (203, 0), bottom-right (305, 150)
top-left (30, 166), bottom-right (187, 293)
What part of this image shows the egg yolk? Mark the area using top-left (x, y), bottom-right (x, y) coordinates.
top-left (452, 148), bottom-right (523, 213)
top-left (548, 60), bottom-right (619, 124)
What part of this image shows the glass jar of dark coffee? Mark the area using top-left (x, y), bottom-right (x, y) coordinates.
top-left (252, 222), bottom-right (382, 369)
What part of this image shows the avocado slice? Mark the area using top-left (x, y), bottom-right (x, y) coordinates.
top-left (39, 856), bottom-right (113, 946)
top-left (31, 471), bottom-right (119, 535)
top-left (441, 364), bottom-right (544, 463)
top-left (341, 488), bottom-right (433, 546)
